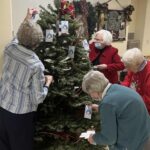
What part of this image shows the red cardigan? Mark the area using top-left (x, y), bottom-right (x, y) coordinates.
top-left (121, 61), bottom-right (150, 114)
top-left (89, 42), bottom-right (124, 83)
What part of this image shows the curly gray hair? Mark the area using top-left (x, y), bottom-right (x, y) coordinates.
top-left (17, 20), bottom-right (43, 49)
top-left (82, 70), bottom-right (109, 94)
top-left (122, 48), bottom-right (145, 67)
top-left (95, 29), bottom-right (113, 45)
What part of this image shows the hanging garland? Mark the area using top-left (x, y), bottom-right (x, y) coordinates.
top-left (123, 5), bottom-right (135, 22)
top-left (61, 0), bottom-right (135, 38)
top-left (95, 1), bottom-right (135, 23)
top-left (93, 1), bottom-right (135, 41)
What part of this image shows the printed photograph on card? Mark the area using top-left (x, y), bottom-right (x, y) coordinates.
top-left (61, 21), bottom-right (69, 34)
top-left (84, 105), bottom-right (92, 119)
top-left (45, 29), bottom-right (54, 42)
top-left (82, 39), bottom-right (89, 51)
top-left (68, 46), bottom-right (75, 58)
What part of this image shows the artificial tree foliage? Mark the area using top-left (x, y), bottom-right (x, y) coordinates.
top-left (34, 1), bottom-right (107, 149)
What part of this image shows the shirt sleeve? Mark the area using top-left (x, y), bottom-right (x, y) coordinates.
top-left (93, 103), bottom-right (117, 146)
top-left (89, 42), bottom-right (98, 62)
top-left (107, 50), bottom-right (125, 72)
top-left (141, 73), bottom-right (150, 114)
top-left (31, 64), bottom-right (48, 105)
top-left (121, 71), bottom-right (133, 87)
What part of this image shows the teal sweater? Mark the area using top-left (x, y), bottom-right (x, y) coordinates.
top-left (93, 84), bottom-right (150, 150)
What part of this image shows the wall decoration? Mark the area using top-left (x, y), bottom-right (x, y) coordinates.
top-left (95, 2), bottom-right (134, 41)
top-left (104, 10), bottom-right (126, 41)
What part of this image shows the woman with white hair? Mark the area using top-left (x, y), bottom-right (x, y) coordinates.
top-left (121, 48), bottom-right (150, 114)
top-left (89, 29), bottom-right (124, 83)
top-left (82, 70), bottom-right (150, 150)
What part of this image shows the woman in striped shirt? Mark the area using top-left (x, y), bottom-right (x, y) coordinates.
top-left (0, 8), bottom-right (53, 150)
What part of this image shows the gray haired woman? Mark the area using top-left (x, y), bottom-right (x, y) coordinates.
top-left (121, 48), bottom-right (150, 114)
top-left (82, 70), bottom-right (150, 150)
top-left (0, 8), bottom-right (53, 150)
top-left (89, 29), bottom-right (124, 84)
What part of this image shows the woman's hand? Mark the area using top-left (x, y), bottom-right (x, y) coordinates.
top-left (91, 104), bottom-right (99, 112)
top-left (88, 134), bottom-right (95, 144)
top-left (25, 8), bottom-right (38, 20)
top-left (45, 75), bottom-right (53, 87)
top-left (89, 39), bottom-right (96, 44)
top-left (97, 64), bottom-right (107, 70)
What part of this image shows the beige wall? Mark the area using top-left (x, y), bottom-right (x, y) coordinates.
top-left (0, 0), bottom-right (53, 76)
top-left (0, 0), bottom-right (12, 76)
top-left (128, 0), bottom-right (137, 33)
top-left (134, 0), bottom-right (147, 50)
top-left (12, 0), bottom-right (54, 35)
top-left (142, 0), bottom-right (150, 56)
top-left (129, 0), bottom-right (150, 56)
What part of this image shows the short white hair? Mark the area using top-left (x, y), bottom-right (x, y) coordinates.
top-left (95, 29), bottom-right (113, 45)
top-left (82, 70), bottom-right (109, 94)
top-left (122, 48), bottom-right (144, 67)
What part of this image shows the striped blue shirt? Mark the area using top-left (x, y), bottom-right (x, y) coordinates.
top-left (0, 42), bottom-right (48, 114)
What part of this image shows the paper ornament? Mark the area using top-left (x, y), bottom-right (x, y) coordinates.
top-left (45, 29), bottom-right (54, 42)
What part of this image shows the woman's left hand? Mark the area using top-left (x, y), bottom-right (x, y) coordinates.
top-left (97, 64), bottom-right (107, 70)
top-left (88, 134), bottom-right (95, 144)
top-left (25, 8), bottom-right (38, 20)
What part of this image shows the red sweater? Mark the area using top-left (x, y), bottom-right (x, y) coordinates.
top-left (89, 42), bottom-right (124, 83)
top-left (121, 61), bottom-right (150, 114)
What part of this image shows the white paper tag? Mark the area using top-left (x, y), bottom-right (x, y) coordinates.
top-left (84, 105), bottom-right (92, 119)
top-left (79, 130), bottom-right (95, 139)
top-left (82, 39), bottom-right (90, 51)
top-left (61, 21), bottom-right (69, 34)
top-left (93, 66), bottom-right (98, 70)
top-left (45, 29), bottom-right (54, 42)
top-left (68, 46), bottom-right (75, 58)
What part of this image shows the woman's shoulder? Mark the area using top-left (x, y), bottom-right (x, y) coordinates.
top-left (105, 45), bottom-right (118, 51)
top-left (103, 45), bottom-right (118, 55)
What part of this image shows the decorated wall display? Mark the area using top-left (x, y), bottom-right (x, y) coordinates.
top-left (93, 2), bottom-right (134, 41)
top-left (104, 10), bottom-right (126, 41)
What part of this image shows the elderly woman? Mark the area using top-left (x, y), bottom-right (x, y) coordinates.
top-left (121, 48), bottom-right (150, 114)
top-left (82, 70), bottom-right (150, 150)
top-left (89, 29), bottom-right (124, 83)
top-left (0, 9), bottom-right (53, 150)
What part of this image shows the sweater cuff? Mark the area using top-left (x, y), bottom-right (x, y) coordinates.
top-left (44, 85), bottom-right (49, 89)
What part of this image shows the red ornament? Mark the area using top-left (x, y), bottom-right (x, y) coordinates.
top-left (61, 0), bottom-right (75, 18)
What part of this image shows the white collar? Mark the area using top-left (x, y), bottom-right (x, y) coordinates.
top-left (138, 59), bottom-right (147, 72)
top-left (102, 83), bottom-right (112, 99)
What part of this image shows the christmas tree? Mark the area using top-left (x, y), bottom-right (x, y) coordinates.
top-left (34, 0), bottom-right (107, 149)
